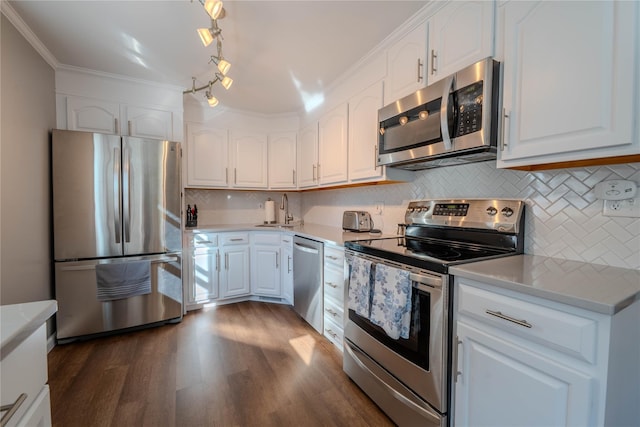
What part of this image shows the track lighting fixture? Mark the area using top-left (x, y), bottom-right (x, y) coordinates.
top-left (183, 0), bottom-right (233, 108)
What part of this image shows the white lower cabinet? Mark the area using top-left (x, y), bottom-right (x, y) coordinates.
top-left (251, 233), bottom-right (282, 297)
top-left (219, 233), bottom-right (251, 299)
top-left (280, 234), bottom-right (294, 304)
top-left (1, 325), bottom-right (50, 427)
top-left (323, 244), bottom-right (346, 350)
top-left (453, 278), bottom-right (640, 427)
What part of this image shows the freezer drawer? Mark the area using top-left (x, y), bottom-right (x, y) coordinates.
top-left (54, 253), bottom-right (182, 341)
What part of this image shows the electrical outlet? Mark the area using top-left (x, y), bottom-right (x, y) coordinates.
top-left (374, 202), bottom-right (384, 215)
top-left (603, 198), bottom-right (640, 217)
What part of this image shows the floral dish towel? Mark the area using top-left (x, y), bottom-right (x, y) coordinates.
top-left (348, 256), bottom-right (373, 318)
top-left (369, 263), bottom-right (412, 340)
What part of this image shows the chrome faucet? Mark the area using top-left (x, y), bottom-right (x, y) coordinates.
top-left (280, 193), bottom-right (293, 224)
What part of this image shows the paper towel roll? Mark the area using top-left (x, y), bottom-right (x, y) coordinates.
top-left (265, 199), bottom-right (276, 223)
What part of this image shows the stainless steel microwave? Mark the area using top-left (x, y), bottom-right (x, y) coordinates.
top-left (377, 58), bottom-right (501, 170)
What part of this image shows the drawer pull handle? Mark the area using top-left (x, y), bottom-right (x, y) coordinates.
top-left (325, 329), bottom-right (338, 338)
top-left (326, 255), bottom-right (340, 261)
top-left (1, 393), bottom-right (27, 426)
top-left (486, 310), bottom-right (532, 328)
top-left (229, 238), bottom-right (244, 242)
top-left (325, 308), bottom-right (338, 317)
top-left (325, 282), bottom-right (338, 288)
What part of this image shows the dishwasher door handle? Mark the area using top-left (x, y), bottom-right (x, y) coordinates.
top-left (294, 243), bottom-right (320, 254)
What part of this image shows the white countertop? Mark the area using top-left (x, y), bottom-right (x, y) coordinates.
top-left (1, 300), bottom-right (57, 360)
top-left (185, 222), bottom-right (394, 247)
top-left (450, 255), bottom-right (640, 315)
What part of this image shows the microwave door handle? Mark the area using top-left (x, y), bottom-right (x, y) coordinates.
top-left (440, 75), bottom-right (455, 151)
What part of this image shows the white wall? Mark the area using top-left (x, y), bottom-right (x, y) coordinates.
top-left (0, 14), bottom-right (56, 304)
top-left (302, 161), bottom-right (640, 270)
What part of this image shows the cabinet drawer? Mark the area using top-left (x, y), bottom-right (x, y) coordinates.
top-left (458, 283), bottom-right (598, 363)
top-left (221, 233), bottom-right (249, 245)
top-left (191, 232), bottom-right (218, 247)
top-left (252, 232), bottom-right (280, 245)
top-left (324, 265), bottom-right (346, 303)
top-left (280, 234), bottom-right (293, 245)
top-left (324, 297), bottom-right (345, 326)
top-left (1, 325), bottom-right (47, 427)
top-left (324, 315), bottom-right (344, 350)
top-left (324, 245), bottom-right (345, 269)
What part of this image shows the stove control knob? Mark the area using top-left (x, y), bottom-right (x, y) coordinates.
top-left (486, 207), bottom-right (498, 216)
top-left (501, 207), bottom-right (514, 217)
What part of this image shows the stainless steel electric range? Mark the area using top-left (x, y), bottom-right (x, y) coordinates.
top-left (343, 199), bottom-right (525, 427)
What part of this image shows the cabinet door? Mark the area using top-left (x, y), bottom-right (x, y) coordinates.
top-left (297, 123), bottom-right (319, 188)
top-left (230, 131), bottom-right (268, 188)
top-left (427, 1), bottom-right (494, 84)
top-left (66, 96), bottom-right (120, 134)
top-left (348, 81), bottom-right (384, 182)
top-left (318, 103), bottom-right (348, 185)
top-left (268, 132), bottom-right (297, 189)
top-left (384, 23), bottom-right (427, 104)
top-left (498, 1), bottom-right (637, 167)
top-left (186, 124), bottom-right (229, 187)
top-left (454, 322), bottom-right (595, 427)
top-left (221, 246), bottom-right (250, 298)
top-left (190, 247), bottom-right (219, 303)
top-left (121, 105), bottom-right (173, 140)
top-left (251, 245), bottom-right (281, 296)
top-left (281, 236), bottom-right (293, 304)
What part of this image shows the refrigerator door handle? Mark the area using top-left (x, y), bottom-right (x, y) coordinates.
top-left (123, 145), bottom-right (131, 243)
top-left (114, 147), bottom-right (121, 244)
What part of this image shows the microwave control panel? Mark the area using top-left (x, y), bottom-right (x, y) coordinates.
top-left (454, 81), bottom-right (483, 137)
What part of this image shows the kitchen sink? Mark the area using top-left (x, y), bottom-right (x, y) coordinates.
top-left (255, 223), bottom-right (296, 228)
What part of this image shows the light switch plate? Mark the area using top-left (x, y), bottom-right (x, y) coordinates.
top-left (603, 198), bottom-right (640, 217)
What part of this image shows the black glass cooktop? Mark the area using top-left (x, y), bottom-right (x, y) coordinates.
top-left (345, 236), bottom-right (514, 273)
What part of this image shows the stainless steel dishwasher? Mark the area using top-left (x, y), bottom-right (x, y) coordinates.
top-left (293, 236), bottom-right (324, 333)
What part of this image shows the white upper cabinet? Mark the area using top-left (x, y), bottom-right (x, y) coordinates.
top-left (229, 130), bottom-right (268, 188)
top-left (384, 23), bottom-right (427, 104)
top-left (268, 132), bottom-right (297, 189)
top-left (427, 1), bottom-right (495, 84)
top-left (497, 0), bottom-right (639, 169)
top-left (348, 81), bottom-right (384, 182)
top-left (65, 96), bottom-right (174, 140)
top-left (66, 96), bottom-right (120, 135)
top-left (186, 124), bottom-right (229, 187)
top-left (318, 103), bottom-right (349, 186)
top-left (121, 105), bottom-right (173, 140)
top-left (298, 123), bottom-right (319, 188)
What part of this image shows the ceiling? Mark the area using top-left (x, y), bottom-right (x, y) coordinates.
top-left (8, 0), bottom-right (427, 114)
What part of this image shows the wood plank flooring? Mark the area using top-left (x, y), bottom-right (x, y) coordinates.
top-left (47, 301), bottom-right (394, 426)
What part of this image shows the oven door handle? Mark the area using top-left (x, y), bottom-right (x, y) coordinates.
top-left (410, 272), bottom-right (442, 289)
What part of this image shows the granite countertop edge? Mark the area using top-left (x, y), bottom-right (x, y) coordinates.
top-left (450, 255), bottom-right (640, 315)
top-left (1, 300), bottom-right (58, 360)
top-left (184, 222), bottom-right (393, 247)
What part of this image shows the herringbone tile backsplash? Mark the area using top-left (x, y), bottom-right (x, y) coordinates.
top-left (302, 162), bottom-right (640, 270)
top-left (187, 162), bottom-right (640, 270)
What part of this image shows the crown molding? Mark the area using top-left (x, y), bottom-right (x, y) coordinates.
top-left (1, 1), bottom-right (58, 69)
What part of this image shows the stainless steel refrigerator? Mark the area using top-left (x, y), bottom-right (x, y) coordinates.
top-left (52, 129), bottom-right (183, 342)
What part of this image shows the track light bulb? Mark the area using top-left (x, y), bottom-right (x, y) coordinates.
top-left (197, 28), bottom-right (214, 47)
top-left (204, 0), bottom-right (224, 20)
top-left (217, 59), bottom-right (231, 75)
top-left (207, 93), bottom-right (219, 107)
top-left (399, 116), bottom-right (409, 125)
top-left (419, 111), bottom-right (429, 120)
top-left (221, 76), bottom-right (233, 90)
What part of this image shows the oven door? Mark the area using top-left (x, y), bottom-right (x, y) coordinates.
top-left (343, 253), bottom-right (449, 419)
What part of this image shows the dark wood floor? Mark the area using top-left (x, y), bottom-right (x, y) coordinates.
top-left (47, 301), bottom-right (394, 426)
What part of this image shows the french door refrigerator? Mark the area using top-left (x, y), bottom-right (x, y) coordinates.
top-left (52, 129), bottom-right (183, 342)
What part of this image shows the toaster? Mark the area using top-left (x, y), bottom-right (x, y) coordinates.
top-left (342, 211), bottom-right (372, 232)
